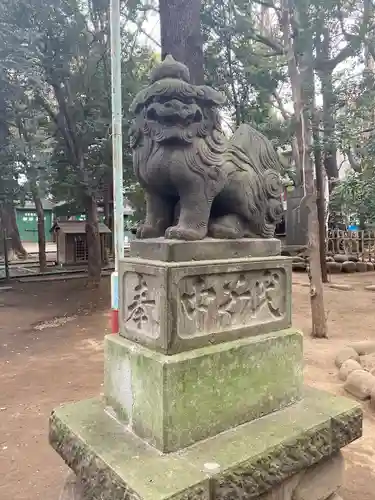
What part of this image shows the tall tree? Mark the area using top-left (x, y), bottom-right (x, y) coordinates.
top-left (159, 0), bottom-right (204, 83)
top-left (0, 74), bottom-right (27, 259)
top-left (281, 0), bottom-right (327, 337)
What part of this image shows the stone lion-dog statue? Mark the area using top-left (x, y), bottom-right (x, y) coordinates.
top-left (130, 55), bottom-right (283, 241)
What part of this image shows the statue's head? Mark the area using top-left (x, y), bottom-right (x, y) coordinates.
top-left (130, 55), bottom-right (226, 145)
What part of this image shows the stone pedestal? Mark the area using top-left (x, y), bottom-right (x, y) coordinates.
top-left (50, 238), bottom-right (362, 500)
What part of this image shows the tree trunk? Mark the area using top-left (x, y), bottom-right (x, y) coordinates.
top-left (318, 28), bottom-right (338, 188)
top-left (31, 189), bottom-right (47, 273)
top-left (321, 70), bottom-right (339, 187)
top-left (159, 0), bottom-right (204, 84)
top-left (85, 195), bottom-right (101, 287)
top-left (0, 203), bottom-right (27, 259)
top-left (312, 111), bottom-right (328, 283)
top-left (281, 0), bottom-right (327, 338)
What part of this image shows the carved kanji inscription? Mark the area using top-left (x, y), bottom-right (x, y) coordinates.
top-left (178, 270), bottom-right (285, 337)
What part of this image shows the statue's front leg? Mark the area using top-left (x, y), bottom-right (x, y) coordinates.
top-left (165, 185), bottom-right (213, 241)
top-left (137, 192), bottom-right (173, 239)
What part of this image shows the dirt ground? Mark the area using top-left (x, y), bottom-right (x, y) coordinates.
top-left (1, 273), bottom-right (375, 500)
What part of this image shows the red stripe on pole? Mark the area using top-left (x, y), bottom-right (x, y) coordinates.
top-left (111, 309), bottom-right (119, 334)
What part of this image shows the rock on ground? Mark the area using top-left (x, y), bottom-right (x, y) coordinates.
top-left (344, 370), bottom-right (375, 400)
top-left (335, 347), bottom-right (360, 368)
top-left (342, 261), bottom-right (357, 273)
top-left (327, 262), bottom-right (342, 274)
top-left (350, 341), bottom-right (375, 355)
top-left (333, 254), bottom-right (349, 263)
top-left (329, 284), bottom-right (353, 291)
top-left (348, 255), bottom-right (359, 262)
top-left (339, 359), bottom-right (362, 381)
top-left (356, 262), bottom-right (368, 272)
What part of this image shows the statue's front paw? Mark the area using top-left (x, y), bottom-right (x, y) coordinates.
top-left (165, 225), bottom-right (207, 241)
top-left (136, 224), bottom-right (164, 239)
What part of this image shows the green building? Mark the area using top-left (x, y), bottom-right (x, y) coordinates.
top-left (15, 200), bottom-right (55, 243)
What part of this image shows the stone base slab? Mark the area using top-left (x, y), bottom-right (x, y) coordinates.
top-left (130, 237), bottom-right (281, 262)
top-left (119, 256), bottom-right (292, 354)
top-left (50, 387), bottom-right (362, 500)
top-left (104, 330), bottom-right (303, 452)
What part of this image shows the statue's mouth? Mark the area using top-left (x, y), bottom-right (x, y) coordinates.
top-left (146, 108), bottom-right (203, 126)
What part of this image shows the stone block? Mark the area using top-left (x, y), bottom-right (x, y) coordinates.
top-left (119, 256), bottom-right (292, 354)
top-left (49, 389), bottom-right (362, 500)
top-left (130, 237), bottom-right (281, 262)
top-left (104, 330), bottom-right (303, 452)
top-left (344, 370), bottom-right (375, 400)
top-left (293, 453), bottom-right (344, 500)
top-left (367, 262), bottom-right (374, 271)
top-left (259, 452), bottom-right (344, 500)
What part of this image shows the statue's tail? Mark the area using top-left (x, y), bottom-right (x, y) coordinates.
top-left (227, 124), bottom-right (283, 237)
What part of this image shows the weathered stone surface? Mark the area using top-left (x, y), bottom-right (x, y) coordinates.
top-left (258, 475), bottom-right (302, 500)
top-left (342, 261), bottom-right (357, 273)
top-left (338, 359), bottom-right (362, 381)
top-left (356, 261), bottom-right (368, 272)
top-left (326, 262), bottom-right (342, 274)
top-left (104, 330), bottom-right (303, 452)
top-left (344, 370), bottom-right (375, 400)
top-left (334, 347), bottom-right (360, 368)
top-left (49, 389), bottom-right (362, 500)
top-left (293, 453), bottom-right (343, 500)
top-left (302, 387), bottom-right (362, 452)
top-left (130, 238), bottom-right (281, 262)
top-left (259, 453), bottom-right (343, 500)
top-left (119, 256), bottom-right (292, 354)
top-left (350, 340), bottom-right (375, 355)
top-left (59, 473), bottom-right (88, 500)
top-left (367, 262), bottom-right (374, 271)
top-left (333, 254), bottom-right (348, 263)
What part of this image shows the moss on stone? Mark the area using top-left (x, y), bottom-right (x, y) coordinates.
top-left (49, 388), bottom-right (362, 500)
top-left (105, 330), bottom-right (303, 452)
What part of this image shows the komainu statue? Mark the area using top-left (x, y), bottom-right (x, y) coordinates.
top-left (130, 55), bottom-right (283, 241)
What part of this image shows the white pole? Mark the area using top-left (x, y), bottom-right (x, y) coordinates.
top-left (110, 0), bottom-right (123, 332)
top-left (110, 0), bottom-right (124, 270)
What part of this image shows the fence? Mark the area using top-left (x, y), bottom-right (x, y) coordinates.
top-left (327, 229), bottom-right (375, 262)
